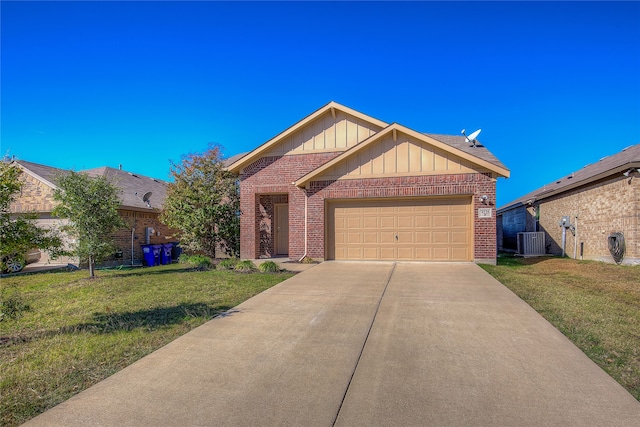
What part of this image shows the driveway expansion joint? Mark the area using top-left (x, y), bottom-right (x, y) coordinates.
top-left (331, 262), bottom-right (396, 426)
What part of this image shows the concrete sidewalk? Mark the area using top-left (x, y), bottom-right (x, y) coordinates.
top-left (24, 262), bottom-right (640, 426)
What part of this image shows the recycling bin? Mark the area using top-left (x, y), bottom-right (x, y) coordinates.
top-left (160, 244), bottom-right (173, 265)
top-left (141, 244), bottom-right (155, 266)
top-left (151, 245), bottom-right (162, 266)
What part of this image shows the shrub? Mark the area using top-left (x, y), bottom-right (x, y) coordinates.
top-left (258, 261), bottom-right (280, 273)
top-left (216, 258), bottom-right (239, 271)
top-left (179, 254), bottom-right (213, 270)
top-left (300, 256), bottom-right (316, 264)
top-left (234, 260), bottom-right (256, 273)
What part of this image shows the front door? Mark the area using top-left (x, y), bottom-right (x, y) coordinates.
top-left (275, 204), bottom-right (289, 255)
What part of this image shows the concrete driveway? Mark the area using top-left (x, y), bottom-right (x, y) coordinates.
top-left (24, 262), bottom-right (640, 426)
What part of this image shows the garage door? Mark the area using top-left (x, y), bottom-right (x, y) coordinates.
top-left (327, 197), bottom-right (471, 261)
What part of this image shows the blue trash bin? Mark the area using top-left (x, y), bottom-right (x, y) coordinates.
top-left (160, 244), bottom-right (172, 265)
top-left (141, 245), bottom-right (155, 266)
top-left (151, 245), bottom-right (162, 266)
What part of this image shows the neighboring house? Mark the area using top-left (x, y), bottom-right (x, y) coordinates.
top-left (9, 160), bottom-right (177, 266)
top-left (227, 102), bottom-right (510, 264)
top-left (497, 144), bottom-right (640, 264)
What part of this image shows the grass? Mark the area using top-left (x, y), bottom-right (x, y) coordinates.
top-left (0, 263), bottom-right (294, 426)
top-left (481, 255), bottom-right (640, 401)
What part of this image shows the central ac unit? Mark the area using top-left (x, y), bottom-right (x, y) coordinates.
top-left (517, 232), bottom-right (546, 256)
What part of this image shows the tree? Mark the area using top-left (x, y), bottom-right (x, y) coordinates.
top-left (0, 162), bottom-right (63, 273)
top-left (161, 145), bottom-right (240, 258)
top-left (53, 171), bottom-right (125, 278)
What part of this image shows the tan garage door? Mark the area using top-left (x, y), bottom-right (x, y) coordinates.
top-left (327, 197), bottom-right (471, 261)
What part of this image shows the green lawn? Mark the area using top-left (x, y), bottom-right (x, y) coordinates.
top-left (481, 256), bottom-right (640, 401)
top-left (0, 264), bottom-right (294, 427)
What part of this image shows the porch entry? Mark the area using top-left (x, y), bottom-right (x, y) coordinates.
top-left (275, 204), bottom-right (289, 255)
top-left (258, 194), bottom-right (289, 258)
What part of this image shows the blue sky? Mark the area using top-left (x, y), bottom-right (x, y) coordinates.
top-left (2, 1), bottom-right (639, 207)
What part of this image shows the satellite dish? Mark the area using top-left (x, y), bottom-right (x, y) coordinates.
top-left (135, 191), bottom-right (153, 208)
top-left (461, 128), bottom-right (482, 147)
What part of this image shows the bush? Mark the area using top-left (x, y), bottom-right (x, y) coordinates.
top-left (216, 258), bottom-right (238, 271)
top-left (258, 261), bottom-right (280, 273)
top-left (234, 260), bottom-right (256, 273)
top-left (179, 254), bottom-right (213, 270)
top-left (300, 256), bottom-right (316, 264)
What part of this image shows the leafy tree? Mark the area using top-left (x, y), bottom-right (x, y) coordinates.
top-left (53, 171), bottom-right (125, 278)
top-left (0, 162), bottom-right (63, 273)
top-left (161, 145), bottom-right (240, 258)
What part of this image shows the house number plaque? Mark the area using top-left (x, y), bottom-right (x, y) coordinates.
top-left (478, 208), bottom-right (492, 218)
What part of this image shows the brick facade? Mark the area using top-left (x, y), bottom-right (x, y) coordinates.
top-left (113, 210), bottom-right (178, 264)
top-left (10, 168), bottom-right (177, 266)
top-left (240, 153), bottom-right (498, 263)
top-left (10, 172), bottom-right (57, 213)
top-left (536, 175), bottom-right (638, 263)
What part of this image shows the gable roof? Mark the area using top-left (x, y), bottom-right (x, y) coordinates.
top-left (498, 143), bottom-right (640, 212)
top-left (226, 101), bottom-right (388, 173)
top-left (15, 160), bottom-right (69, 189)
top-left (295, 123), bottom-right (510, 188)
top-left (15, 160), bottom-right (169, 211)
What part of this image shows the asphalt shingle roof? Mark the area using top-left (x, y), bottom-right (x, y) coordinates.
top-left (83, 167), bottom-right (169, 210)
top-left (16, 160), bottom-right (169, 211)
top-left (14, 160), bottom-right (69, 185)
top-left (426, 134), bottom-right (508, 171)
top-left (498, 143), bottom-right (640, 211)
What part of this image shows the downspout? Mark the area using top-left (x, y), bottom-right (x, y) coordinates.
top-left (298, 191), bottom-right (308, 262)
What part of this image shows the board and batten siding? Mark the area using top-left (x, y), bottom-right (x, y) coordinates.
top-left (315, 132), bottom-right (486, 181)
top-left (264, 111), bottom-right (383, 156)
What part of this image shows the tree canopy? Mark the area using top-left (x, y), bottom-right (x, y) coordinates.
top-left (0, 162), bottom-right (63, 272)
top-left (161, 146), bottom-right (240, 258)
top-left (53, 171), bottom-right (125, 277)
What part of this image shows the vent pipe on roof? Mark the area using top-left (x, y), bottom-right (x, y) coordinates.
top-left (119, 164), bottom-right (122, 170)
